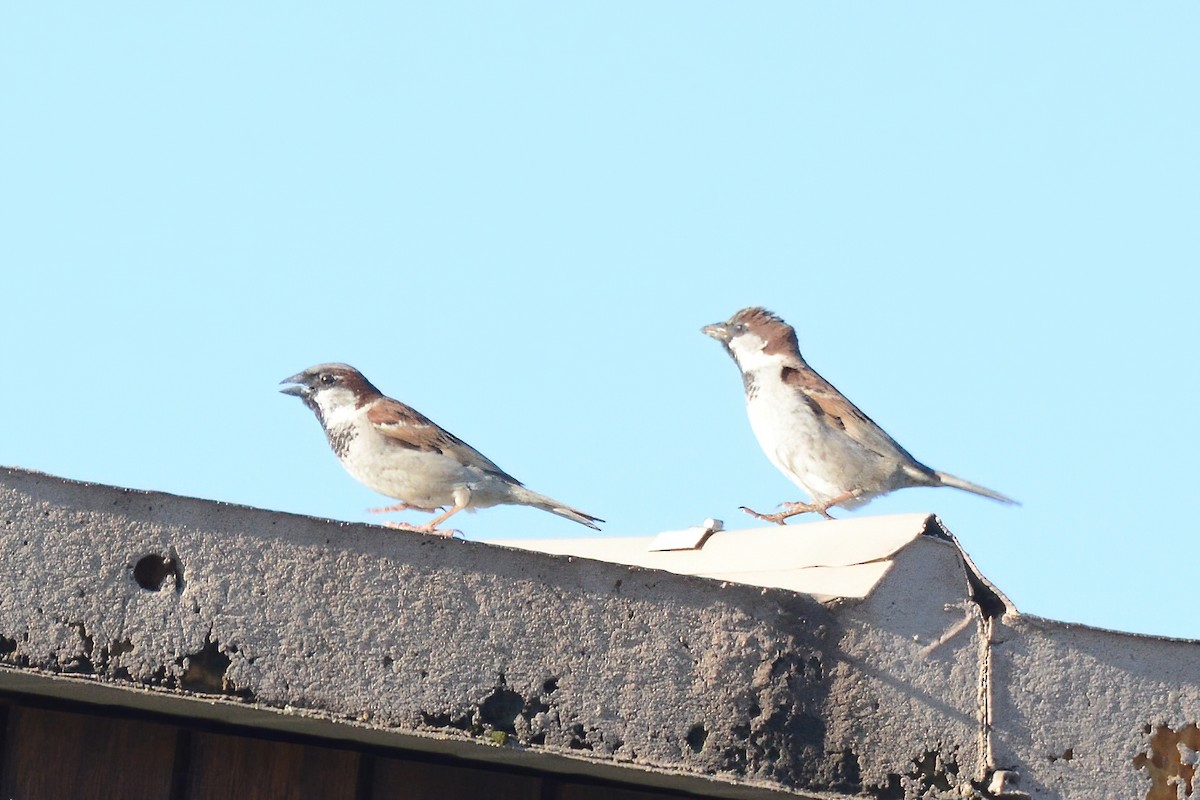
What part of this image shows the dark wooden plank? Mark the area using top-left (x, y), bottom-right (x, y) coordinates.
top-left (0, 701), bottom-right (9, 794)
top-left (555, 783), bottom-right (671, 800)
top-left (186, 731), bottom-right (359, 800)
top-left (371, 758), bottom-right (542, 800)
top-left (1, 704), bottom-right (178, 800)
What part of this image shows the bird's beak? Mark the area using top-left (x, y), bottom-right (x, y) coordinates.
top-left (701, 322), bottom-right (731, 342)
top-left (279, 373), bottom-right (310, 398)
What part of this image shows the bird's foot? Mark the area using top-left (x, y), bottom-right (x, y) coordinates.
top-left (813, 489), bottom-right (864, 518)
top-left (367, 502), bottom-right (443, 515)
top-left (739, 504), bottom-right (813, 525)
top-left (382, 521), bottom-right (462, 537)
top-left (739, 498), bottom-right (846, 525)
top-left (784, 501), bottom-right (838, 520)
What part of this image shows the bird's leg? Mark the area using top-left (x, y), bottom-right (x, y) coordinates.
top-left (367, 502), bottom-right (442, 514)
top-left (740, 489), bottom-right (865, 525)
top-left (382, 489), bottom-right (469, 537)
top-left (740, 502), bottom-right (822, 525)
top-left (815, 489), bottom-right (863, 517)
top-left (382, 506), bottom-right (461, 537)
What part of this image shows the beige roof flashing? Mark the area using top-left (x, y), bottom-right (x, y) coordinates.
top-left (492, 512), bottom-right (985, 602)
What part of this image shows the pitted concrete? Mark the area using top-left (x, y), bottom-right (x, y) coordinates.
top-left (0, 465), bottom-right (1198, 799)
top-left (0, 467), bottom-right (844, 797)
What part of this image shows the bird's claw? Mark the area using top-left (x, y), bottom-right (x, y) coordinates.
top-left (782, 501), bottom-right (836, 520)
top-left (382, 521), bottom-right (462, 538)
top-left (740, 501), bottom-right (836, 525)
top-left (739, 505), bottom-right (794, 526)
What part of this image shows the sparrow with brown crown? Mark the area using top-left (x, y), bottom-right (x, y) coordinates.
top-left (281, 364), bottom-right (603, 535)
top-left (702, 308), bottom-right (1017, 523)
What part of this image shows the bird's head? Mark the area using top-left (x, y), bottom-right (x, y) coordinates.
top-left (702, 307), bottom-right (800, 371)
top-left (279, 363), bottom-right (382, 426)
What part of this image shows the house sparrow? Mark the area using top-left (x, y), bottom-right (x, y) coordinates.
top-left (280, 364), bottom-right (602, 535)
top-left (702, 308), bottom-right (1016, 523)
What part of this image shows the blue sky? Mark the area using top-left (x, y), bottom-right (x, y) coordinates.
top-left (3, 3), bottom-right (1197, 639)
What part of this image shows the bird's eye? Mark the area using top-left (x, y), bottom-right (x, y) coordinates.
top-left (733, 323), bottom-right (747, 334)
top-left (319, 373), bottom-right (336, 385)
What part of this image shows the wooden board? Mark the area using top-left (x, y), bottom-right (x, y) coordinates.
top-left (554, 784), bottom-right (674, 800)
top-left (184, 730), bottom-right (360, 800)
top-left (371, 757), bottom-right (542, 800)
top-left (1, 704), bottom-right (178, 800)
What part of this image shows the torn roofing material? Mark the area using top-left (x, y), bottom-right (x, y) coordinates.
top-left (492, 512), bottom-right (1015, 608)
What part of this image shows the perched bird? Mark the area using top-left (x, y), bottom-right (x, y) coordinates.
top-left (280, 364), bottom-right (602, 535)
top-left (702, 308), bottom-right (1016, 523)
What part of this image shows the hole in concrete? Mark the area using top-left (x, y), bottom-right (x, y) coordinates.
top-left (420, 710), bottom-right (472, 731)
top-left (149, 664), bottom-right (173, 687)
top-left (830, 749), bottom-right (862, 793)
top-left (62, 622), bottom-right (96, 674)
top-left (542, 677), bottom-right (559, 695)
top-left (180, 639), bottom-right (231, 693)
top-left (525, 690), bottom-right (551, 719)
top-left (382, 655), bottom-right (393, 668)
top-left (868, 774), bottom-right (903, 799)
top-left (479, 686), bottom-right (525, 735)
top-left (685, 724), bottom-right (708, 754)
top-left (1135, 723), bottom-right (1200, 800)
top-left (177, 637), bottom-right (252, 700)
top-left (908, 750), bottom-right (958, 792)
top-left (97, 638), bottom-right (135, 676)
top-left (62, 654), bottom-right (94, 674)
top-left (567, 723), bottom-right (593, 751)
top-left (133, 554), bottom-right (175, 591)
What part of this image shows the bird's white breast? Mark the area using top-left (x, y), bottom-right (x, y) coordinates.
top-left (744, 368), bottom-right (847, 503)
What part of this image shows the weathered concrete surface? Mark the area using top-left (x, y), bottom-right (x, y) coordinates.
top-left (0, 467), bottom-right (843, 798)
top-left (0, 465), bottom-right (1197, 799)
top-left (990, 616), bottom-right (1200, 800)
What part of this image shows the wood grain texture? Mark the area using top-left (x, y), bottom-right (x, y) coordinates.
top-left (371, 758), bottom-right (542, 800)
top-left (185, 731), bottom-right (360, 800)
top-left (1, 705), bottom-right (178, 800)
top-left (554, 784), bottom-right (669, 800)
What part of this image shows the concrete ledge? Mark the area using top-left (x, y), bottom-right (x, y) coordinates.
top-left (2, 465), bottom-right (1197, 799)
top-left (0, 467), bottom-right (849, 797)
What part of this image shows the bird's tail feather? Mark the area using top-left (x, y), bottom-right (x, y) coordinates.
top-left (934, 471), bottom-right (1019, 506)
top-left (511, 486), bottom-right (604, 530)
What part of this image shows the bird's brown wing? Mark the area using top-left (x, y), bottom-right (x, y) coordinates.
top-left (781, 365), bottom-right (927, 468)
top-left (366, 398), bottom-right (521, 483)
